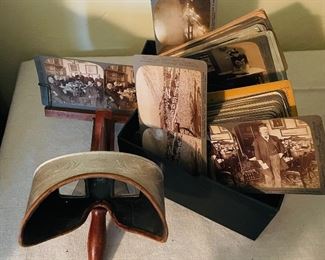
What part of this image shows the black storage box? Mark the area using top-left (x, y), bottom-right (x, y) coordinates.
top-left (117, 41), bottom-right (284, 240)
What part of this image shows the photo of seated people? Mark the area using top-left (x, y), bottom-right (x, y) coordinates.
top-left (104, 65), bottom-right (137, 111)
top-left (44, 58), bottom-right (136, 111)
top-left (208, 126), bottom-right (241, 185)
top-left (209, 119), bottom-right (320, 191)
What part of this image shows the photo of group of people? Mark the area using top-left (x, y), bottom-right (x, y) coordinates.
top-left (209, 118), bottom-right (320, 193)
top-left (43, 57), bottom-right (137, 111)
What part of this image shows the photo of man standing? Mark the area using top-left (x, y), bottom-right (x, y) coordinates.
top-left (253, 123), bottom-right (285, 187)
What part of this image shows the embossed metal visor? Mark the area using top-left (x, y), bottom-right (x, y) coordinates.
top-left (19, 151), bottom-right (168, 246)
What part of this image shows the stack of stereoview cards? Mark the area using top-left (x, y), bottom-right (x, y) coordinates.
top-left (131, 55), bottom-right (325, 194)
top-left (207, 80), bottom-right (297, 124)
top-left (207, 81), bottom-right (325, 194)
top-left (149, 8), bottom-right (325, 195)
top-left (159, 9), bottom-right (287, 91)
top-left (33, 8), bottom-right (325, 195)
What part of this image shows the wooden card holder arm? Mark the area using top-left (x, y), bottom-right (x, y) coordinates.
top-left (88, 110), bottom-right (128, 260)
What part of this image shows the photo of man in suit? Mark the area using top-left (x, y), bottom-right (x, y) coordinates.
top-left (253, 123), bottom-right (285, 187)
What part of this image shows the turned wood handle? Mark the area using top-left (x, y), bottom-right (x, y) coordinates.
top-left (88, 110), bottom-right (126, 259)
top-left (88, 207), bottom-right (107, 260)
top-left (88, 111), bottom-right (113, 260)
top-left (91, 110), bottom-right (114, 151)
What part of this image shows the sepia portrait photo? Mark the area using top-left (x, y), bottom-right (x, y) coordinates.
top-left (202, 42), bottom-right (266, 77)
top-left (209, 118), bottom-right (321, 193)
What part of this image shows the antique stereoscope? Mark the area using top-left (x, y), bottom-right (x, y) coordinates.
top-left (19, 111), bottom-right (168, 260)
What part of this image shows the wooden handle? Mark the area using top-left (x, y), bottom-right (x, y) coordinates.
top-left (87, 110), bottom-right (130, 259)
top-left (91, 110), bottom-right (113, 151)
top-left (88, 207), bottom-right (107, 260)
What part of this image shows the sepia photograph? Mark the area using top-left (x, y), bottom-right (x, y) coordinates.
top-left (136, 64), bottom-right (203, 138)
top-left (209, 118), bottom-right (322, 193)
top-left (142, 127), bottom-right (204, 175)
top-left (192, 43), bottom-right (267, 76)
top-left (209, 125), bottom-right (241, 185)
top-left (41, 57), bottom-right (136, 111)
top-left (103, 64), bottom-right (137, 111)
top-left (188, 42), bottom-right (269, 90)
top-left (152, 0), bottom-right (214, 52)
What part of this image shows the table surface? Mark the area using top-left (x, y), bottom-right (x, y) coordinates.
top-left (1, 51), bottom-right (325, 260)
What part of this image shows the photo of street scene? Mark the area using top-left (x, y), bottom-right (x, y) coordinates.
top-left (43, 57), bottom-right (136, 110)
top-left (142, 127), bottom-right (203, 175)
top-left (136, 65), bottom-right (202, 139)
top-left (152, 0), bottom-right (213, 52)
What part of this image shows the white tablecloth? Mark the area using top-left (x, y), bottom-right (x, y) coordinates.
top-left (0, 51), bottom-right (325, 260)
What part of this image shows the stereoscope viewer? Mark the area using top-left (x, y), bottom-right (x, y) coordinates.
top-left (19, 110), bottom-right (168, 260)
